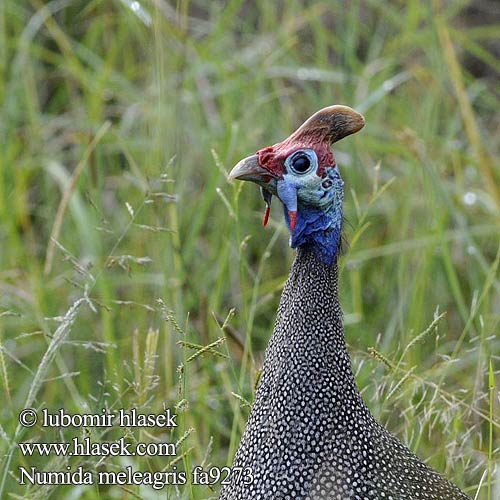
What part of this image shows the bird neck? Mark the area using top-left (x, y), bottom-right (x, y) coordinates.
top-left (260, 246), bottom-right (360, 408)
top-left (286, 201), bottom-right (343, 267)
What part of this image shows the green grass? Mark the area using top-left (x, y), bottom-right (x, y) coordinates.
top-left (1, 0), bottom-right (499, 498)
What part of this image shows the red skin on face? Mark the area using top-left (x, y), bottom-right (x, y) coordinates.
top-left (262, 205), bottom-right (271, 227)
top-left (256, 138), bottom-right (334, 179)
top-left (254, 104), bottom-right (363, 179)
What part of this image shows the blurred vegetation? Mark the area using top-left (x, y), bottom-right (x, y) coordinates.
top-left (0, 0), bottom-right (499, 498)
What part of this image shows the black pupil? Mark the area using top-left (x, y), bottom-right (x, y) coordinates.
top-left (292, 154), bottom-right (310, 173)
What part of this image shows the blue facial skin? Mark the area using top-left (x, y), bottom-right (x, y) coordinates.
top-left (273, 149), bottom-right (344, 266)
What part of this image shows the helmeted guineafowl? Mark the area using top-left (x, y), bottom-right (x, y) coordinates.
top-left (220, 105), bottom-right (471, 500)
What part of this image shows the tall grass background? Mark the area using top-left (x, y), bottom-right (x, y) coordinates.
top-left (0, 0), bottom-right (499, 498)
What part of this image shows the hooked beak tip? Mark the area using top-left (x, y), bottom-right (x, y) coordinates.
top-left (228, 154), bottom-right (272, 183)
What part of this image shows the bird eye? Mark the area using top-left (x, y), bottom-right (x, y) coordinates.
top-left (286, 150), bottom-right (317, 175)
top-left (291, 154), bottom-right (310, 173)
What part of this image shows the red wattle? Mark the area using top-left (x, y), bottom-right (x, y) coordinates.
top-left (288, 211), bottom-right (297, 231)
top-left (262, 206), bottom-right (270, 227)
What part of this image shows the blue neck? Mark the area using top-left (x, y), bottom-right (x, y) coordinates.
top-left (285, 203), bottom-right (343, 266)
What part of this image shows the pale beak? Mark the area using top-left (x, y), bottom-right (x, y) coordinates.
top-left (228, 154), bottom-right (272, 183)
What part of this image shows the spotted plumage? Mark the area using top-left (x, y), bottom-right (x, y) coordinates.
top-left (220, 106), bottom-right (470, 500)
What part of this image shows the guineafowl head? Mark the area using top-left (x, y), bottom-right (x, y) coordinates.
top-left (229, 105), bottom-right (364, 265)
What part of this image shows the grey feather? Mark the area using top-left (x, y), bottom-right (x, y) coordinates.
top-left (219, 248), bottom-right (470, 500)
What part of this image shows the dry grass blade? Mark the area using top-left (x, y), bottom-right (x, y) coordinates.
top-left (433, 0), bottom-right (500, 207)
top-left (44, 121), bottom-right (111, 275)
top-left (399, 311), bottom-right (446, 363)
top-left (23, 298), bottom-right (85, 417)
top-left (231, 392), bottom-right (251, 408)
top-left (162, 446), bottom-right (195, 471)
top-left (177, 338), bottom-right (229, 359)
top-left (368, 346), bottom-right (396, 371)
top-left (0, 298), bottom-right (84, 496)
top-left (182, 338), bottom-right (227, 363)
top-left (0, 343), bottom-right (11, 408)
